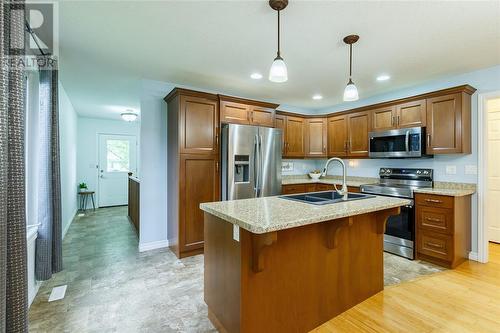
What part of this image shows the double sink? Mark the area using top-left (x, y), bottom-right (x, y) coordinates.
top-left (280, 191), bottom-right (374, 205)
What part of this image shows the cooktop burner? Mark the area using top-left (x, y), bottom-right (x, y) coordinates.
top-left (360, 168), bottom-right (433, 199)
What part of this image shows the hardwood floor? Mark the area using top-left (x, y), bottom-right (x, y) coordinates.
top-left (312, 243), bottom-right (500, 333)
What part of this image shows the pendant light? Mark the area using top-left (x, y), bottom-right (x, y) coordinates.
top-left (268, 0), bottom-right (288, 83)
top-left (343, 35), bottom-right (359, 101)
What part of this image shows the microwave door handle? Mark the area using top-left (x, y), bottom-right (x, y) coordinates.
top-left (405, 130), bottom-right (410, 153)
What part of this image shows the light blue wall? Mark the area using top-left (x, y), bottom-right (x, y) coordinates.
top-left (59, 82), bottom-right (79, 238)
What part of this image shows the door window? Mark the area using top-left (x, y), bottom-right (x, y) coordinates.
top-left (106, 139), bottom-right (130, 172)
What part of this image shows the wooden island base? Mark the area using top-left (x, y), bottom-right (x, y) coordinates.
top-left (204, 208), bottom-right (399, 333)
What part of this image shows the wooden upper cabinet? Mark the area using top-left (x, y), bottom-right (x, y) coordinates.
top-left (426, 93), bottom-right (471, 154)
top-left (347, 111), bottom-right (370, 157)
top-left (305, 118), bottom-right (327, 158)
top-left (249, 106), bottom-right (275, 127)
top-left (179, 95), bottom-right (219, 155)
top-left (220, 101), bottom-right (250, 125)
top-left (274, 114), bottom-right (286, 155)
top-left (372, 106), bottom-right (396, 131)
top-left (219, 95), bottom-right (278, 127)
top-left (327, 115), bottom-right (348, 157)
top-left (285, 116), bottom-right (305, 158)
top-left (397, 99), bottom-right (426, 128)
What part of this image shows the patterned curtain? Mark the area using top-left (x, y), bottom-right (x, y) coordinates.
top-left (35, 62), bottom-right (63, 280)
top-left (0, 1), bottom-right (29, 332)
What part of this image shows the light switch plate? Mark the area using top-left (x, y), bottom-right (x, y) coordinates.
top-left (282, 161), bottom-right (293, 172)
top-left (233, 225), bottom-right (240, 242)
top-left (445, 165), bottom-right (457, 175)
top-left (465, 165), bottom-right (477, 175)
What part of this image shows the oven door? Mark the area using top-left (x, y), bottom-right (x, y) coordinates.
top-left (384, 200), bottom-right (415, 259)
top-left (369, 127), bottom-right (423, 158)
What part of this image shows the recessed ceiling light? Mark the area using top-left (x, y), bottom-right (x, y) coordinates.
top-left (250, 73), bottom-right (263, 80)
top-left (312, 94), bottom-right (323, 100)
top-left (376, 74), bottom-right (391, 81)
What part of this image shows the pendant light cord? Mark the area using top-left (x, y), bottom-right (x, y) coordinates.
top-left (277, 10), bottom-right (281, 58)
top-left (349, 43), bottom-right (352, 79)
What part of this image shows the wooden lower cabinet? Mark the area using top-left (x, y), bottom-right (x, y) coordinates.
top-left (415, 193), bottom-right (471, 268)
top-left (178, 154), bottom-right (220, 257)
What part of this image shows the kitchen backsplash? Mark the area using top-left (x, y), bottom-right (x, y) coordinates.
top-left (283, 156), bottom-right (478, 183)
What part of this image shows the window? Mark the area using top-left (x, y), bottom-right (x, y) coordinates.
top-left (106, 139), bottom-right (130, 172)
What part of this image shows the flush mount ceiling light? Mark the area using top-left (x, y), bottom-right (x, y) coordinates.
top-left (250, 72), bottom-right (263, 80)
top-left (376, 74), bottom-right (391, 81)
top-left (343, 35), bottom-right (360, 102)
top-left (268, 0), bottom-right (288, 83)
top-left (312, 94), bottom-right (323, 100)
top-left (121, 110), bottom-right (138, 122)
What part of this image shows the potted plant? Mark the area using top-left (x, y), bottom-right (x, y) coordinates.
top-left (78, 182), bottom-right (88, 192)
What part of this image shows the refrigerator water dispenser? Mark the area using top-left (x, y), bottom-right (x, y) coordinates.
top-left (234, 155), bottom-right (249, 183)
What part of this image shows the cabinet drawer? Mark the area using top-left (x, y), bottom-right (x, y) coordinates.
top-left (416, 206), bottom-right (453, 235)
top-left (417, 231), bottom-right (453, 261)
top-left (316, 184), bottom-right (333, 191)
top-left (282, 184), bottom-right (306, 194)
top-left (347, 186), bottom-right (360, 193)
top-left (415, 193), bottom-right (453, 209)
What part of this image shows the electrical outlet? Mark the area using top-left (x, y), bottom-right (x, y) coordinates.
top-left (465, 165), bottom-right (477, 175)
top-left (282, 161), bottom-right (293, 172)
top-left (445, 165), bottom-right (457, 175)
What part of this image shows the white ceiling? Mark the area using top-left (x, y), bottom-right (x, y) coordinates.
top-left (57, 1), bottom-right (500, 120)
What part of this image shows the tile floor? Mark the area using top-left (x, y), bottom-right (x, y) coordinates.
top-left (29, 206), bottom-right (443, 332)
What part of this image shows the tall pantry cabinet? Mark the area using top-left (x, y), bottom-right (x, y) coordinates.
top-left (165, 88), bottom-right (220, 258)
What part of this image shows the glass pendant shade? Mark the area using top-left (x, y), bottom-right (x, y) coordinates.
top-left (343, 79), bottom-right (359, 101)
top-left (269, 56), bottom-right (288, 83)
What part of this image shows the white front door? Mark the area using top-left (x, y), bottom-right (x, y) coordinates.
top-left (98, 134), bottom-right (137, 207)
top-left (487, 97), bottom-right (500, 243)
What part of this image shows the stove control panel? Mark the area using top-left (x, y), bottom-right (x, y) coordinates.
top-left (379, 168), bottom-right (433, 180)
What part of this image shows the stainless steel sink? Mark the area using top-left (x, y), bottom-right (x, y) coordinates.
top-left (279, 191), bottom-right (374, 205)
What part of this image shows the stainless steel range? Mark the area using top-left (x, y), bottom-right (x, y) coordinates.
top-left (360, 168), bottom-right (433, 259)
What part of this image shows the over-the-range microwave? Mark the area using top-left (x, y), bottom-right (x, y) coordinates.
top-left (369, 127), bottom-right (431, 158)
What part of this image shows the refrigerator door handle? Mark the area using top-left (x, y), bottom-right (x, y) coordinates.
top-left (253, 134), bottom-right (259, 197)
top-left (258, 134), bottom-right (264, 197)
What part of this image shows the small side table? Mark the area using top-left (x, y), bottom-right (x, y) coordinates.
top-left (78, 191), bottom-right (96, 211)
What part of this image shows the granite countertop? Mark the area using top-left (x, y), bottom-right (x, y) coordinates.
top-left (282, 175), bottom-right (378, 188)
top-left (283, 175), bottom-right (476, 197)
top-left (200, 195), bottom-right (411, 234)
top-left (413, 181), bottom-right (476, 197)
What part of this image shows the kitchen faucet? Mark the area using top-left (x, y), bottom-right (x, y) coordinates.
top-left (321, 157), bottom-right (348, 200)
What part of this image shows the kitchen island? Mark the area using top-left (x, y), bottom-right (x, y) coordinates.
top-left (200, 194), bottom-right (411, 333)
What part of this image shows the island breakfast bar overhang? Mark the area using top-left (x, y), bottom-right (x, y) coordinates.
top-left (200, 195), bottom-right (411, 333)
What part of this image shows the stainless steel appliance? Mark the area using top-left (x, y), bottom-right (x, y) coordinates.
top-left (360, 168), bottom-right (434, 259)
top-left (369, 127), bottom-right (429, 158)
top-left (221, 124), bottom-right (282, 200)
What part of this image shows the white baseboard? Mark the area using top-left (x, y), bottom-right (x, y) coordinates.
top-left (138, 239), bottom-right (169, 252)
top-left (62, 208), bottom-right (78, 240)
top-left (469, 251), bottom-right (479, 261)
top-left (28, 281), bottom-right (41, 308)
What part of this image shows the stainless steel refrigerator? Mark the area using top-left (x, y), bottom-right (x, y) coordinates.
top-left (221, 124), bottom-right (282, 200)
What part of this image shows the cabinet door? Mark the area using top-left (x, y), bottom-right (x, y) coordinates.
top-left (250, 106), bottom-right (275, 127)
top-left (282, 184), bottom-right (306, 194)
top-left (274, 114), bottom-right (286, 155)
top-left (179, 154), bottom-right (220, 254)
top-left (305, 118), bottom-right (327, 157)
top-left (371, 106), bottom-right (396, 131)
top-left (180, 96), bottom-right (219, 155)
top-left (347, 111), bottom-right (370, 157)
top-left (285, 116), bottom-right (305, 158)
top-left (426, 93), bottom-right (462, 154)
top-left (397, 99), bottom-right (426, 128)
top-left (327, 115), bottom-right (348, 157)
top-left (220, 101), bottom-right (250, 125)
